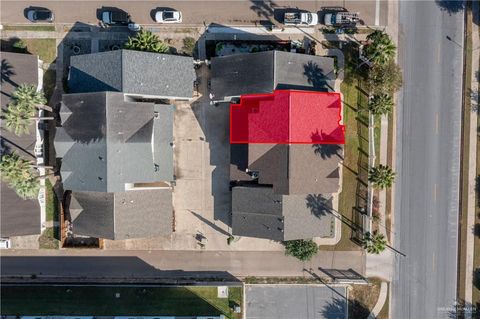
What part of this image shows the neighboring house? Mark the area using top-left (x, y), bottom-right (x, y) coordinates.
top-left (0, 52), bottom-right (43, 238)
top-left (68, 50), bottom-right (196, 100)
top-left (55, 92), bottom-right (174, 239)
top-left (68, 190), bottom-right (172, 240)
top-left (210, 50), bottom-right (335, 102)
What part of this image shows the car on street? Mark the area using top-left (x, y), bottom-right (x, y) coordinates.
top-left (101, 10), bottom-right (130, 26)
top-left (155, 10), bottom-right (182, 23)
top-left (26, 8), bottom-right (54, 23)
top-left (0, 238), bottom-right (11, 249)
top-left (323, 11), bottom-right (360, 27)
top-left (283, 11), bottom-right (318, 26)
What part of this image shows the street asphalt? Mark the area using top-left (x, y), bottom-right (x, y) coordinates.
top-left (0, 250), bottom-right (365, 279)
top-left (0, 0), bottom-right (386, 27)
top-left (393, 1), bottom-right (464, 319)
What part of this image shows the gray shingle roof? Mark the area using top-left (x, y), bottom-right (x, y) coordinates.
top-left (55, 92), bottom-right (174, 193)
top-left (69, 189), bottom-right (172, 240)
top-left (211, 51), bottom-right (335, 100)
top-left (1, 52), bottom-right (39, 108)
top-left (0, 52), bottom-right (41, 237)
top-left (231, 186), bottom-right (335, 241)
top-left (231, 144), bottom-right (341, 195)
top-left (231, 186), bottom-right (284, 241)
top-left (0, 182), bottom-right (40, 237)
top-left (69, 50), bottom-right (195, 99)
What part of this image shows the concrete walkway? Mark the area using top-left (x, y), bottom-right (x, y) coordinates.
top-left (368, 281), bottom-right (389, 319)
top-left (465, 1), bottom-right (479, 317)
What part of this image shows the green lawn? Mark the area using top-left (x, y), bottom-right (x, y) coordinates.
top-left (37, 227), bottom-right (59, 249)
top-left (1, 38), bottom-right (57, 64)
top-left (45, 179), bottom-right (59, 222)
top-left (24, 39), bottom-right (57, 63)
top-left (1, 286), bottom-right (243, 318)
top-left (3, 25), bottom-right (55, 31)
top-left (320, 43), bottom-right (369, 251)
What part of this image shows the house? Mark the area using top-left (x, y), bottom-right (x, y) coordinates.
top-left (230, 143), bottom-right (341, 241)
top-left (55, 92), bottom-right (174, 192)
top-left (210, 50), bottom-right (335, 102)
top-left (0, 52), bottom-right (43, 238)
top-left (68, 50), bottom-right (196, 100)
top-left (68, 189), bottom-right (172, 240)
top-left (220, 51), bottom-right (344, 241)
top-left (232, 186), bottom-right (335, 241)
top-left (54, 92), bottom-right (174, 239)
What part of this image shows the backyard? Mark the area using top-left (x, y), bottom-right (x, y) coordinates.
top-left (1, 285), bottom-right (243, 318)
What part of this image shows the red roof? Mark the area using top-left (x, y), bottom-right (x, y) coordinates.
top-left (230, 90), bottom-right (345, 144)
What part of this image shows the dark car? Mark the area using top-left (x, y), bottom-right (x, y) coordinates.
top-left (26, 8), bottom-right (54, 22)
top-left (101, 10), bottom-right (130, 25)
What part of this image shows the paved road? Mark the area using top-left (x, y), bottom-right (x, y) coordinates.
top-left (0, 250), bottom-right (365, 279)
top-left (0, 0), bottom-right (385, 26)
top-left (393, 2), bottom-right (464, 319)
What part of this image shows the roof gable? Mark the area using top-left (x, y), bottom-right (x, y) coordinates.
top-left (69, 50), bottom-right (195, 99)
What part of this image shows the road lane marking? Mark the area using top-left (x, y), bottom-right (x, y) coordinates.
top-left (435, 113), bottom-right (439, 134)
top-left (432, 252), bottom-right (436, 271)
top-left (433, 184), bottom-right (437, 202)
top-left (437, 45), bottom-right (441, 64)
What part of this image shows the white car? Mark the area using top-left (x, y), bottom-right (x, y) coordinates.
top-left (155, 10), bottom-right (182, 23)
top-left (0, 238), bottom-right (11, 249)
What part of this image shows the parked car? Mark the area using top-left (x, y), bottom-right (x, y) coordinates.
top-left (0, 238), bottom-right (11, 249)
top-left (323, 12), bottom-right (360, 27)
top-left (26, 8), bottom-right (54, 22)
top-left (155, 10), bottom-right (182, 23)
top-left (101, 10), bottom-right (130, 26)
top-left (284, 11), bottom-right (318, 26)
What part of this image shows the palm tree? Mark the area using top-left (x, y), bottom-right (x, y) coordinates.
top-left (364, 30), bottom-right (396, 66)
top-left (362, 231), bottom-right (387, 254)
top-left (369, 164), bottom-right (396, 189)
top-left (368, 94), bottom-right (394, 115)
top-left (3, 85), bottom-right (54, 136)
top-left (124, 30), bottom-right (169, 54)
top-left (0, 153), bottom-right (40, 199)
top-left (3, 101), bottom-right (53, 136)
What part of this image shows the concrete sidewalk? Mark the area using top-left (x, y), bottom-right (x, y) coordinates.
top-left (464, 1), bottom-right (479, 316)
top-left (1, 250), bottom-right (366, 279)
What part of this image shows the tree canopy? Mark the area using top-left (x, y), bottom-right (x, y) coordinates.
top-left (361, 231), bottom-right (387, 254)
top-left (0, 153), bottom-right (40, 199)
top-left (366, 61), bottom-right (403, 96)
top-left (363, 30), bottom-right (396, 66)
top-left (124, 30), bottom-right (170, 54)
top-left (284, 239), bottom-right (319, 261)
top-left (369, 164), bottom-right (396, 189)
top-left (368, 94), bottom-right (394, 115)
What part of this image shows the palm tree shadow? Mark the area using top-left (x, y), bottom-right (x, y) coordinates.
top-left (312, 143), bottom-right (344, 160)
top-left (1, 59), bottom-right (17, 87)
top-left (306, 194), bottom-right (332, 218)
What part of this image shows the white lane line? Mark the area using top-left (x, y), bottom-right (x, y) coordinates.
top-left (435, 113), bottom-right (439, 134)
top-left (437, 45), bottom-right (441, 64)
top-left (433, 184), bottom-right (437, 202)
top-left (375, 0), bottom-right (381, 26)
